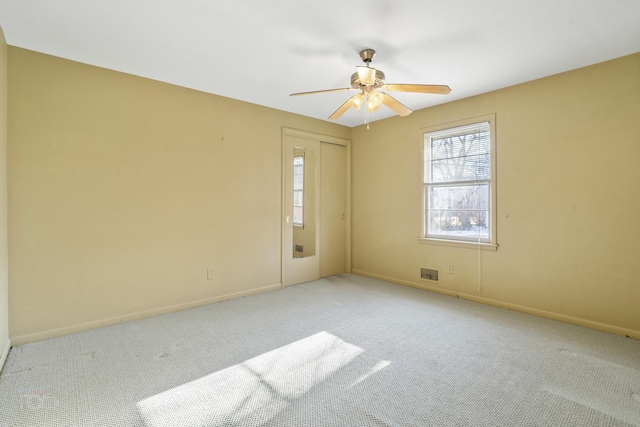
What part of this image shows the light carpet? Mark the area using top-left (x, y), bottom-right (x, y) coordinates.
top-left (0, 274), bottom-right (639, 426)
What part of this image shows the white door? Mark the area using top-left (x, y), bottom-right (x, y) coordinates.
top-left (320, 142), bottom-right (347, 277)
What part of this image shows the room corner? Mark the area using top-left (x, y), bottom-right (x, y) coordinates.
top-left (0, 23), bottom-right (10, 372)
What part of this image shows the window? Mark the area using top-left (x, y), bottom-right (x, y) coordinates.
top-left (422, 115), bottom-right (496, 247)
top-left (293, 154), bottom-right (304, 227)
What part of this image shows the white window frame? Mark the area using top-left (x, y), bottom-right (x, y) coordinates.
top-left (418, 114), bottom-right (498, 250)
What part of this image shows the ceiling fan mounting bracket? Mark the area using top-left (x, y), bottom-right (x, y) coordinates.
top-left (359, 49), bottom-right (376, 64)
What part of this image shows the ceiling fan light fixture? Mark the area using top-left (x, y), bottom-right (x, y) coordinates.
top-left (366, 92), bottom-right (384, 111)
top-left (351, 93), bottom-right (364, 109)
top-left (356, 66), bottom-right (376, 86)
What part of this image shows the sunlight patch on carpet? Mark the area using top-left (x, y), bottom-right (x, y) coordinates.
top-left (137, 331), bottom-right (364, 426)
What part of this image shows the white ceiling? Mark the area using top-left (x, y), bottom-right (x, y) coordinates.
top-left (1, 0), bottom-right (639, 127)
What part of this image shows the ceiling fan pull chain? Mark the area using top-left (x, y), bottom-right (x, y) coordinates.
top-left (364, 93), bottom-right (370, 129)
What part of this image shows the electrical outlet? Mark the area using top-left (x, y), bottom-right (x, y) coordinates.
top-left (447, 264), bottom-right (454, 275)
top-left (421, 268), bottom-right (439, 281)
top-left (207, 268), bottom-right (214, 280)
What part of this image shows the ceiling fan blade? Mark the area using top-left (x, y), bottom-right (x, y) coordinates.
top-left (329, 94), bottom-right (363, 120)
top-left (383, 84), bottom-right (451, 95)
top-left (290, 88), bottom-right (354, 96)
top-left (382, 93), bottom-right (413, 117)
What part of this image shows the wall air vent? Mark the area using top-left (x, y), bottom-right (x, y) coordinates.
top-left (421, 268), bottom-right (439, 281)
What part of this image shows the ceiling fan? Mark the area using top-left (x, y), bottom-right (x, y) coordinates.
top-left (290, 49), bottom-right (451, 122)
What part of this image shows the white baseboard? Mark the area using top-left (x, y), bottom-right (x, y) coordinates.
top-left (352, 269), bottom-right (640, 340)
top-left (0, 338), bottom-right (10, 373)
top-left (11, 283), bottom-right (282, 346)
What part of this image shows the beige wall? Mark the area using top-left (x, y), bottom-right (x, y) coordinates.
top-left (351, 53), bottom-right (640, 337)
top-left (7, 47), bottom-right (349, 343)
top-left (0, 26), bottom-right (9, 360)
top-left (6, 44), bottom-right (639, 343)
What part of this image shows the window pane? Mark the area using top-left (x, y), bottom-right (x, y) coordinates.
top-left (293, 155), bottom-right (304, 226)
top-left (293, 207), bottom-right (303, 225)
top-left (425, 126), bottom-right (491, 184)
top-left (429, 184), bottom-right (489, 210)
top-left (430, 153), bottom-right (490, 183)
top-left (430, 131), bottom-right (490, 161)
top-left (427, 209), bottom-right (489, 240)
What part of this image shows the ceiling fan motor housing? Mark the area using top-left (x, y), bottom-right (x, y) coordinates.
top-left (350, 70), bottom-right (386, 89)
top-left (351, 49), bottom-right (384, 89)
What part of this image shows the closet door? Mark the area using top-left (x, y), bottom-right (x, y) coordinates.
top-left (320, 142), bottom-right (347, 277)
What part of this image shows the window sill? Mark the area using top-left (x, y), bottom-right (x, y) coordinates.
top-left (417, 237), bottom-right (498, 251)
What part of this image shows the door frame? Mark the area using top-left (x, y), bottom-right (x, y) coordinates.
top-left (281, 127), bottom-right (351, 287)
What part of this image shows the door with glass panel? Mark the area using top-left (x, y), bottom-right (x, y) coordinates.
top-left (283, 135), bottom-right (320, 286)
